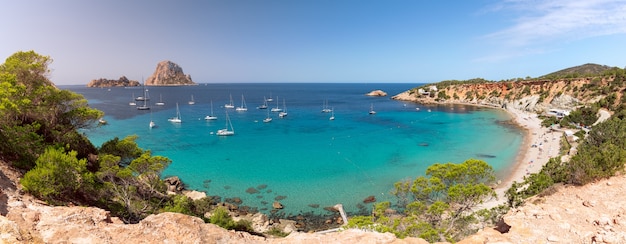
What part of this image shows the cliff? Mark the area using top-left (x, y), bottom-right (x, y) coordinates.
top-left (144, 60), bottom-right (196, 86)
top-left (392, 77), bottom-right (621, 113)
top-left (86, 76), bottom-right (140, 87)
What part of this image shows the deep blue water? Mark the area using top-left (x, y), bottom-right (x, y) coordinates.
top-left (65, 83), bottom-right (523, 215)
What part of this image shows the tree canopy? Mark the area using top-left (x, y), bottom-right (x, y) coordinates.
top-left (0, 51), bottom-right (102, 168)
top-left (348, 159), bottom-right (497, 242)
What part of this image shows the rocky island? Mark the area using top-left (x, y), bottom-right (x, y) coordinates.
top-left (366, 89), bottom-right (387, 96)
top-left (144, 60), bottom-right (196, 86)
top-left (86, 76), bottom-right (140, 87)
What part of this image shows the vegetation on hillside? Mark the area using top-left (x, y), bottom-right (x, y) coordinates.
top-left (0, 51), bottom-right (102, 169)
top-left (541, 63), bottom-right (617, 79)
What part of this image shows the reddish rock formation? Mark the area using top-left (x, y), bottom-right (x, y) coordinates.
top-left (145, 60), bottom-right (196, 86)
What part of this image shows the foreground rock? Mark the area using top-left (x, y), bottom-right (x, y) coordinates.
top-left (145, 60), bottom-right (196, 86)
top-left (463, 176), bottom-right (626, 243)
top-left (86, 76), bottom-right (140, 87)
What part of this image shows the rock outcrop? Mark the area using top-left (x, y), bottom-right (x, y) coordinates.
top-left (366, 90), bottom-right (388, 96)
top-left (86, 76), bottom-right (140, 87)
top-left (463, 176), bottom-right (626, 243)
top-left (145, 60), bottom-right (196, 86)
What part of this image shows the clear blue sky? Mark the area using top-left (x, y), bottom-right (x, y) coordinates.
top-left (2, 0), bottom-right (626, 85)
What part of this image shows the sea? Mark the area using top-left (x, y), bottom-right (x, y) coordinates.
top-left (64, 83), bottom-right (523, 216)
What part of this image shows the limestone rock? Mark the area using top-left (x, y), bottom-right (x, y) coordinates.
top-left (145, 60), bottom-right (196, 86)
top-left (164, 176), bottom-right (184, 193)
top-left (86, 76), bottom-right (140, 87)
top-left (273, 201), bottom-right (284, 209)
top-left (366, 90), bottom-right (388, 96)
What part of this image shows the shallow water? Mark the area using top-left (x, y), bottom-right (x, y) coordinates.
top-left (67, 83), bottom-right (523, 215)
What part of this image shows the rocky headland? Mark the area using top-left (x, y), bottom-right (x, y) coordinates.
top-left (144, 60), bottom-right (196, 86)
top-left (86, 76), bottom-right (140, 87)
top-left (391, 77), bottom-right (614, 113)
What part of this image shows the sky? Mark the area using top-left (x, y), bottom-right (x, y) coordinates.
top-left (2, 0), bottom-right (626, 85)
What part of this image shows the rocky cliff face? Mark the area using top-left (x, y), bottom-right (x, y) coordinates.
top-left (393, 77), bottom-right (617, 113)
top-left (86, 76), bottom-right (140, 87)
top-left (145, 60), bottom-right (196, 86)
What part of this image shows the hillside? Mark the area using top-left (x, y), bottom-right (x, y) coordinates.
top-left (541, 63), bottom-right (617, 78)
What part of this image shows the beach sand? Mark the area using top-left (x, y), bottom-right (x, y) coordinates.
top-left (483, 107), bottom-right (563, 208)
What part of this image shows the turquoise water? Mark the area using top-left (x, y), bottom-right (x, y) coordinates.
top-left (67, 83), bottom-right (523, 215)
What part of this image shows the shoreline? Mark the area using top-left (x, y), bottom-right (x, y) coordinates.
top-left (486, 107), bottom-right (562, 207)
top-left (392, 92), bottom-right (562, 208)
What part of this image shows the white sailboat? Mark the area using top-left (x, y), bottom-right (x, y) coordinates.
top-left (216, 111), bottom-right (235, 136)
top-left (369, 103), bottom-right (376, 115)
top-left (129, 93), bottom-right (137, 106)
top-left (263, 109), bottom-right (272, 123)
top-left (321, 100), bottom-right (332, 113)
top-left (329, 107), bottom-right (335, 120)
top-left (137, 88), bottom-right (150, 110)
top-left (205, 100), bottom-right (217, 120)
top-left (149, 112), bottom-right (157, 128)
top-left (188, 95), bottom-right (195, 105)
top-left (270, 96), bottom-right (282, 112)
top-left (257, 97), bottom-right (268, 109)
top-left (135, 83), bottom-right (149, 101)
top-left (224, 94), bottom-right (235, 108)
top-left (155, 94), bottom-right (165, 106)
top-left (168, 103), bottom-right (182, 123)
top-left (278, 99), bottom-right (287, 118)
top-left (266, 92), bottom-right (273, 102)
top-left (235, 94), bottom-right (248, 111)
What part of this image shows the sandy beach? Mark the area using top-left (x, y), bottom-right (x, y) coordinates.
top-left (484, 107), bottom-right (563, 208)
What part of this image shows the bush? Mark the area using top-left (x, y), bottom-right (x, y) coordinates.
top-left (21, 147), bottom-right (93, 203)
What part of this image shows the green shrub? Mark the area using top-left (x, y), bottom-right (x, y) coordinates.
top-left (21, 147), bottom-right (93, 203)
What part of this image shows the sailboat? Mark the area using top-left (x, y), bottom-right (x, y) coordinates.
top-left (235, 94), bottom-right (247, 111)
top-left (129, 93), bottom-right (137, 106)
top-left (149, 111), bottom-right (157, 128)
top-left (257, 97), bottom-right (268, 109)
top-left (321, 100), bottom-right (332, 113)
top-left (168, 103), bottom-right (182, 123)
top-left (205, 100), bottom-right (217, 120)
top-left (369, 103), bottom-right (376, 115)
top-left (216, 111), bottom-right (235, 136)
top-left (188, 95), bottom-right (195, 105)
top-left (270, 96), bottom-right (282, 112)
top-left (263, 109), bottom-right (272, 123)
top-left (155, 94), bottom-right (165, 106)
top-left (135, 83), bottom-right (149, 101)
top-left (266, 92), bottom-right (273, 102)
top-left (137, 88), bottom-right (150, 110)
top-left (329, 107), bottom-right (335, 120)
top-left (224, 94), bottom-right (235, 109)
top-left (278, 99), bottom-right (288, 118)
